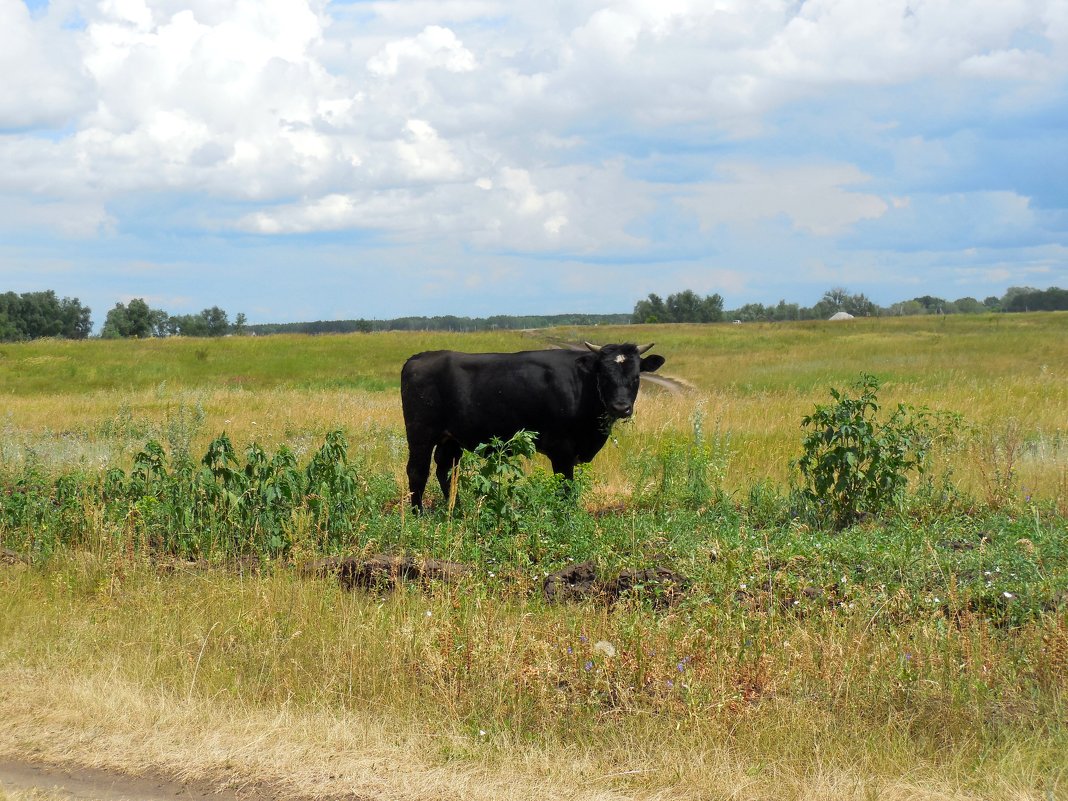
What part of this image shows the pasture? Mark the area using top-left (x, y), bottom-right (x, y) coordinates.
top-left (1, 313), bottom-right (1066, 800)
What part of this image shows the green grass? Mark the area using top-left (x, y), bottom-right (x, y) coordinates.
top-left (1, 315), bottom-right (1066, 799)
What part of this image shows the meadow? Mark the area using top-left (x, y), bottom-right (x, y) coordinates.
top-left (1, 313), bottom-right (1066, 800)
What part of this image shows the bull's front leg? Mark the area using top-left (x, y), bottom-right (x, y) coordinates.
top-left (548, 452), bottom-right (581, 503)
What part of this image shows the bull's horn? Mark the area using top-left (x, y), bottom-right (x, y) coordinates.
top-left (584, 341), bottom-right (602, 352)
top-left (637, 343), bottom-right (655, 354)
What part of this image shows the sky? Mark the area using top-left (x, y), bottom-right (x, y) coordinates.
top-left (2, 0), bottom-right (1067, 326)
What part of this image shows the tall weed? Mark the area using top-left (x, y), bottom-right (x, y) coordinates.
top-left (629, 411), bottom-right (731, 510)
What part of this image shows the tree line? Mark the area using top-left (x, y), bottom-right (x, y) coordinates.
top-left (0, 292), bottom-right (246, 343)
top-left (2, 285), bottom-right (1066, 343)
top-left (0, 291), bottom-right (92, 341)
top-left (100, 299), bottom-right (246, 339)
top-left (631, 286), bottom-right (1068, 323)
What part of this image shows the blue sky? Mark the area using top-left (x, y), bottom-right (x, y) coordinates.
top-left (2, 0), bottom-right (1066, 326)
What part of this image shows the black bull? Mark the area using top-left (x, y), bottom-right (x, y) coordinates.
top-left (400, 342), bottom-right (665, 511)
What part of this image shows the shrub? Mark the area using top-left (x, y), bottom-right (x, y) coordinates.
top-left (794, 374), bottom-right (949, 529)
top-left (458, 429), bottom-right (538, 534)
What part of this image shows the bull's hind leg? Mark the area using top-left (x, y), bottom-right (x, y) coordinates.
top-left (434, 440), bottom-right (463, 507)
top-left (406, 438), bottom-right (434, 513)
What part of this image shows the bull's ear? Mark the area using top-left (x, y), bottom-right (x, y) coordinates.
top-left (640, 354), bottom-right (665, 373)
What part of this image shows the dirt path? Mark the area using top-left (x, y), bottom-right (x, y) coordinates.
top-left (0, 759), bottom-right (258, 801)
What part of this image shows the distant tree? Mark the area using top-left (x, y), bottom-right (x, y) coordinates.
top-left (1000, 286), bottom-right (1040, 309)
top-left (126, 299), bottom-right (154, 337)
top-left (666, 290), bottom-right (702, 322)
top-left (1003, 286), bottom-right (1068, 312)
top-left (0, 308), bottom-right (17, 340)
top-left (812, 290), bottom-right (841, 318)
top-left (169, 313), bottom-right (208, 337)
top-left (634, 290), bottom-right (723, 323)
top-left (888, 300), bottom-right (925, 316)
top-left (845, 292), bottom-right (877, 317)
top-left (232, 312), bottom-right (248, 335)
top-left (699, 292), bottom-right (725, 322)
top-left (59, 297), bottom-right (92, 339)
top-left (810, 287), bottom-right (878, 318)
top-left (1, 290), bottom-right (83, 338)
top-left (953, 297), bottom-right (985, 314)
top-left (908, 295), bottom-right (947, 314)
top-left (732, 302), bottom-right (771, 322)
top-left (773, 300), bottom-right (800, 321)
top-left (823, 287), bottom-right (850, 309)
top-left (983, 296), bottom-right (1001, 310)
top-left (200, 306), bottom-right (230, 336)
top-left (101, 303), bottom-right (129, 339)
top-left (632, 293), bottom-right (667, 324)
top-left (149, 308), bottom-right (171, 337)
top-left (102, 298), bottom-right (155, 338)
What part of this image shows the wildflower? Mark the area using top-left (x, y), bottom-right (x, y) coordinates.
top-left (1003, 591), bottom-right (1014, 599)
top-left (425, 610), bottom-right (432, 618)
top-left (593, 641), bottom-right (616, 658)
top-left (478, 729), bottom-right (486, 737)
top-left (583, 660), bottom-right (593, 671)
top-left (665, 679), bottom-right (674, 689)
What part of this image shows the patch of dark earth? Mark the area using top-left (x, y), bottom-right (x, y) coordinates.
top-left (0, 759), bottom-right (369, 801)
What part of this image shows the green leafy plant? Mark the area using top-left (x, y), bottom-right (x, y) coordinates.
top-left (91, 430), bottom-right (394, 558)
top-left (794, 374), bottom-right (945, 529)
top-left (458, 429), bottom-right (539, 535)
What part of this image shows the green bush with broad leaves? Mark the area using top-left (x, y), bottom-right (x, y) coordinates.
top-left (458, 429), bottom-right (539, 534)
top-left (794, 374), bottom-right (956, 529)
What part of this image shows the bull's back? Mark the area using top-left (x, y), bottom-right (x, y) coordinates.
top-left (401, 349), bottom-right (586, 446)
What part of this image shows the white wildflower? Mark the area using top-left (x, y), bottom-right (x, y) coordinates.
top-left (593, 641), bottom-right (617, 658)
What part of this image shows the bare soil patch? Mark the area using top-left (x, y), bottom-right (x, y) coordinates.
top-left (0, 759), bottom-right (273, 801)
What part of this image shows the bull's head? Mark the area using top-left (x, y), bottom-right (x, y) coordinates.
top-left (584, 342), bottom-right (665, 419)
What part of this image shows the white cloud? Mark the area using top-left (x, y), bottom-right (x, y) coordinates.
top-left (680, 162), bottom-right (889, 236)
top-left (394, 119), bottom-right (464, 181)
top-left (367, 25), bottom-right (477, 76)
top-left (0, 0), bottom-right (92, 128)
top-left (237, 158), bottom-right (649, 253)
top-left (2, 0), bottom-right (1067, 321)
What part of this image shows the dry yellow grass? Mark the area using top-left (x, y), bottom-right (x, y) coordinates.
top-left (2, 639), bottom-right (1052, 801)
top-left (2, 550), bottom-right (1064, 801)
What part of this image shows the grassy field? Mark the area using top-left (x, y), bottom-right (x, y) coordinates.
top-left (2, 313), bottom-right (1065, 500)
top-left (1, 313), bottom-right (1066, 800)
